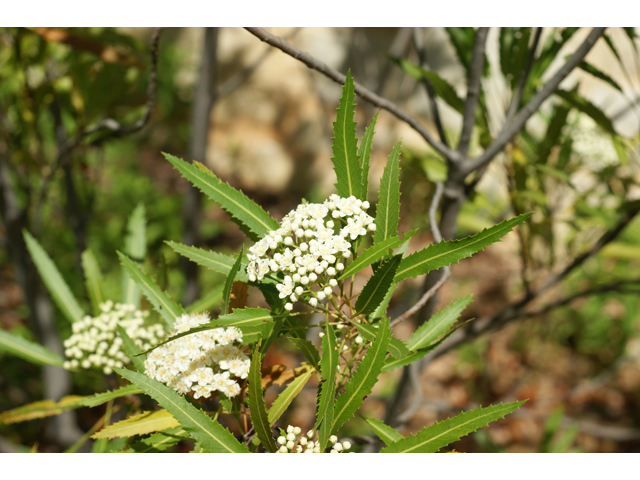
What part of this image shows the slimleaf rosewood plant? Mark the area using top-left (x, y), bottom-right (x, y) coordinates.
top-left (1, 71), bottom-right (529, 453)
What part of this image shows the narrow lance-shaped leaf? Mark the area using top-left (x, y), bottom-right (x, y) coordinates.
top-left (24, 230), bottom-right (84, 324)
top-left (247, 344), bottom-right (278, 452)
top-left (365, 417), bottom-right (403, 446)
top-left (381, 401), bottom-right (526, 453)
top-left (115, 368), bottom-right (249, 453)
top-left (406, 295), bottom-right (473, 351)
top-left (354, 322), bottom-right (409, 359)
top-left (122, 203), bottom-right (146, 307)
top-left (92, 409), bottom-right (179, 439)
top-left (0, 329), bottom-right (65, 367)
top-left (577, 61), bottom-right (623, 93)
top-left (315, 323), bottom-right (338, 429)
top-left (332, 70), bottom-right (362, 200)
top-left (127, 427), bottom-right (186, 453)
top-left (338, 234), bottom-right (407, 281)
top-left (167, 241), bottom-right (248, 282)
top-left (116, 325), bottom-right (146, 372)
top-left (81, 249), bottom-right (106, 316)
top-left (268, 368), bottom-right (314, 426)
top-left (355, 255), bottom-right (403, 316)
top-left (164, 153), bottom-right (278, 242)
top-left (395, 213), bottom-right (532, 283)
top-left (331, 318), bottom-right (391, 435)
top-left (0, 395), bottom-right (85, 425)
top-left (117, 251), bottom-right (184, 328)
top-left (358, 111), bottom-right (379, 201)
top-left (373, 142), bottom-right (402, 244)
top-left (288, 337), bottom-right (321, 371)
top-left (76, 385), bottom-right (143, 408)
top-left (222, 247), bottom-right (243, 315)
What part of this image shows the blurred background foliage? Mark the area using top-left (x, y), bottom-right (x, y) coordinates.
top-left (1, 27), bottom-right (640, 452)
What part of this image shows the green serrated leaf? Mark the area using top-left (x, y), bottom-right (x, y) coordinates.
top-left (24, 230), bottom-right (84, 324)
top-left (81, 249), bottom-right (105, 316)
top-left (288, 337), bottom-right (321, 370)
top-left (391, 57), bottom-right (464, 113)
top-left (186, 285), bottom-right (223, 314)
top-left (355, 255), bottom-right (402, 315)
top-left (406, 295), bottom-right (473, 351)
top-left (122, 203), bottom-right (146, 307)
top-left (332, 70), bottom-right (362, 200)
top-left (247, 344), bottom-right (277, 452)
top-left (117, 251), bottom-right (184, 328)
top-left (359, 112), bottom-right (379, 200)
top-left (268, 368), bottom-right (314, 426)
top-left (331, 318), bottom-right (391, 435)
top-left (365, 417), bottom-right (403, 445)
top-left (128, 427), bottom-right (186, 453)
top-left (222, 248), bottom-right (243, 315)
top-left (381, 401), bottom-right (526, 452)
top-left (578, 61), bottom-right (623, 93)
top-left (76, 385), bottom-right (143, 408)
top-left (354, 322), bottom-right (409, 359)
top-left (373, 142), bottom-right (402, 244)
top-left (167, 241), bottom-right (248, 282)
top-left (164, 153), bottom-right (278, 242)
top-left (0, 328), bottom-right (65, 367)
top-left (92, 409), bottom-right (179, 439)
top-left (116, 325), bottom-right (146, 372)
top-left (555, 89), bottom-right (616, 135)
top-left (395, 213), bottom-right (532, 283)
top-left (315, 323), bottom-right (338, 430)
top-left (339, 235), bottom-right (406, 281)
top-left (115, 368), bottom-right (249, 452)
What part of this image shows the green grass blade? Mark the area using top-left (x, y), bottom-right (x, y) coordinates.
top-left (338, 235), bottom-right (405, 281)
top-left (406, 295), bottom-right (473, 351)
top-left (331, 70), bottom-right (362, 200)
top-left (365, 417), bottom-right (403, 445)
top-left (247, 344), bottom-right (278, 452)
top-left (381, 401), bottom-right (526, 452)
top-left (222, 248), bottom-right (243, 315)
top-left (167, 241), bottom-right (248, 282)
top-left (268, 368), bottom-right (313, 426)
top-left (75, 385), bottom-right (143, 408)
top-left (81, 249), bottom-right (105, 316)
top-left (358, 112), bottom-right (379, 200)
top-left (373, 142), bottom-right (402, 244)
top-left (395, 213), bottom-right (532, 283)
top-left (355, 255), bottom-right (402, 315)
top-left (122, 203), bottom-right (146, 307)
top-left (117, 251), bottom-right (184, 328)
top-left (186, 285), bottom-right (223, 313)
top-left (0, 329), bottom-right (64, 367)
top-left (164, 153), bottom-right (278, 242)
top-left (24, 230), bottom-right (84, 324)
top-left (115, 368), bottom-right (249, 452)
top-left (331, 318), bottom-right (391, 435)
top-left (288, 337), bottom-right (321, 370)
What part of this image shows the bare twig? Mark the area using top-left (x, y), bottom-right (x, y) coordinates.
top-left (463, 27), bottom-right (606, 175)
top-left (505, 27), bottom-right (543, 121)
top-left (390, 182), bottom-right (449, 329)
top-left (243, 27), bottom-right (455, 161)
top-left (412, 27), bottom-right (448, 147)
top-left (457, 28), bottom-right (489, 158)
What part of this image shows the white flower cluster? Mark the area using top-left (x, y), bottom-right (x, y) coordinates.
top-left (144, 312), bottom-right (249, 399)
top-left (275, 425), bottom-right (352, 453)
top-left (247, 195), bottom-right (376, 310)
top-left (571, 114), bottom-right (619, 171)
top-left (63, 301), bottom-right (164, 374)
